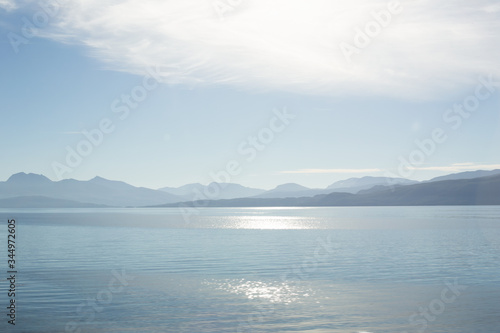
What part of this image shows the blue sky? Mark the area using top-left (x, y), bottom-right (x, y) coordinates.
top-left (1, 0), bottom-right (499, 190)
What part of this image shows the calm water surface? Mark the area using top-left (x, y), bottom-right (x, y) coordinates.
top-left (0, 206), bottom-right (499, 332)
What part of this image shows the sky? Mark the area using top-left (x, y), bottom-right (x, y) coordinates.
top-left (0, 0), bottom-right (499, 190)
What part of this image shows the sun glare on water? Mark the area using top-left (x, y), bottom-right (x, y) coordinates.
top-left (204, 279), bottom-right (313, 304)
top-left (227, 215), bottom-right (313, 229)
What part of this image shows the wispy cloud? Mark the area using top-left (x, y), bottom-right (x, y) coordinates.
top-left (11, 0), bottom-right (500, 98)
top-left (448, 162), bottom-right (475, 167)
top-left (0, 0), bottom-right (17, 11)
top-left (283, 163), bottom-right (500, 175)
top-left (281, 168), bottom-right (382, 174)
top-left (408, 163), bottom-right (500, 172)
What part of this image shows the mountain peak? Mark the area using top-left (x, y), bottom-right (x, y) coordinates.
top-left (272, 183), bottom-right (310, 192)
top-left (7, 172), bottom-right (51, 183)
top-left (90, 176), bottom-right (108, 182)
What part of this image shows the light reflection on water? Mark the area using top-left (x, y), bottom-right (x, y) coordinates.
top-left (204, 279), bottom-right (313, 303)
top-left (205, 215), bottom-right (314, 229)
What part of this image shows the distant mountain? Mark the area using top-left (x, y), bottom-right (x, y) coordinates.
top-left (159, 182), bottom-right (265, 200)
top-left (158, 183), bottom-right (205, 197)
top-left (7, 172), bottom-right (52, 184)
top-left (327, 176), bottom-right (419, 194)
top-left (253, 183), bottom-right (332, 199)
top-left (0, 173), bottom-right (183, 207)
top-left (317, 174), bottom-right (500, 206)
top-left (239, 178), bottom-right (420, 199)
top-left (158, 174), bottom-right (500, 207)
top-left (4, 170), bottom-right (500, 208)
top-left (427, 169), bottom-right (500, 182)
top-left (272, 183), bottom-right (310, 192)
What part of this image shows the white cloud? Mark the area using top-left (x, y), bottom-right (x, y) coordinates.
top-left (408, 163), bottom-right (500, 172)
top-left (0, 0), bottom-right (17, 11)
top-left (284, 163), bottom-right (500, 175)
top-left (17, 0), bottom-right (500, 98)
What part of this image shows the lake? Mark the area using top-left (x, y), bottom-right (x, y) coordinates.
top-left (1, 206), bottom-right (499, 332)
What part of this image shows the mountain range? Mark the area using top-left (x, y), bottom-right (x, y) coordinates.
top-left (0, 173), bottom-right (180, 207)
top-left (159, 173), bottom-right (500, 207)
top-left (0, 170), bottom-right (499, 208)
